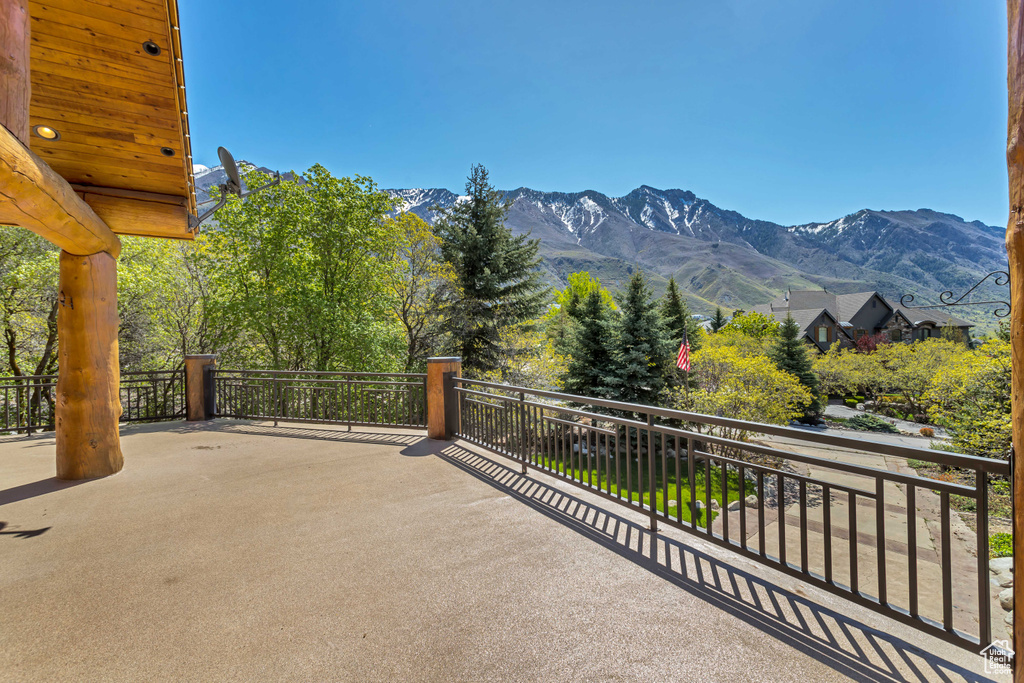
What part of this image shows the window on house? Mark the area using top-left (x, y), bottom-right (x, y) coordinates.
top-left (872, 300), bottom-right (877, 308)
top-left (890, 329), bottom-right (902, 342)
top-left (854, 329), bottom-right (867, 339)
top-left (816, 326), bottom-right (829, 343)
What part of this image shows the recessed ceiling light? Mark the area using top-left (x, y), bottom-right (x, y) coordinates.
top-left (33, 125), bottom-right (60, 141)
top-left (142, 40), bottom-right (161, 56)
top-left (160, 147), bottom-right (175, 157)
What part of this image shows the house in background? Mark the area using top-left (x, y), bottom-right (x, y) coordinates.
top-left (750, 289), bottom-right (972, 352)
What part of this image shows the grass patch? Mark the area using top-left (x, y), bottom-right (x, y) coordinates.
top-left (534, 450), bottom-right (755, 525)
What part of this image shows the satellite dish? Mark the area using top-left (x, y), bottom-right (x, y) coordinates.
top-left (188, 146), bottom-right (282, 231)
top-left (218, 146), bottom-right (243, 196)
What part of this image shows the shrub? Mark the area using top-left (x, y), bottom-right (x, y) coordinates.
top-left (844, 398), bottom-right (858, 408)
top-left (919, 427), bottom-right (934, 437)
top-left (846, 413), bottom-right (900, 433)
top-left (991, 532), bottom-right (1013, 558)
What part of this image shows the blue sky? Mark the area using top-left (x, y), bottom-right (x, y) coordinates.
top-left (180, 1), bottom-right (1008, 227)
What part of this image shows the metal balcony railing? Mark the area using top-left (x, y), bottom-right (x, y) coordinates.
top-left (211, 369), bottom-right (428, 429)
top-left (452, 377), bottom-right (1010, 651)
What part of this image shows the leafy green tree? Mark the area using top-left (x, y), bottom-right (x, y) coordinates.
top-left (924, 339), bottom-right (1011, 459)
top-left (562, 289), bottom-right (615, 399)
top-left (546, 271), bottom-right (615, 355)
top-left (204, 165), bottom-right (406, 371)
top-left (722, 310), bottom-right (779, 339)
top-left (435, 164), bottom-right (549, 375)
top-left (673, 344), bottom-right (811, 442)
top-left (608, 272), bottom-right (671, 406)
top-left (769, 314), bottom-right (823, 420)
top-left (386, 212), bottom-right (460, 371)
top-left (710, 306), bottom-right (728, 332)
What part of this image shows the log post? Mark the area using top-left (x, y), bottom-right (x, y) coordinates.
top-left (0, 0), bottom-right (29, 145)
top-left (55, 251), bottom-right (123, 479)
top-left (1009, 1), bottom-right (1024, 672)
top-left (184, 354), bottom-right (217, 421)
top-left (426, 357), bottom-right (461, 440)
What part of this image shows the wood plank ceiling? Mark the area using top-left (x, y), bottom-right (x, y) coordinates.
top-left (26, 0), bottom-right (195, 239)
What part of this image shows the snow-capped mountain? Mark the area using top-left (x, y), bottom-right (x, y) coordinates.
top-left (191, 164), bottom-right (1005, 321)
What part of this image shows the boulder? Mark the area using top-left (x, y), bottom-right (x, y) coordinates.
top-left (991, 557), bottom-right (1014, 575)
top-left (710, 499), bottom-right (720, 511)
top-left (1000, 587), bottom-right (1014, 611)
top-left (745, 495), bottom-right (758, 506)
top-left (996, 571), bottom-right (1014, 588)
top-left (728, 500), bottom-right (741, 512)
top-left (1006, 611), bottom-right (1015, 626)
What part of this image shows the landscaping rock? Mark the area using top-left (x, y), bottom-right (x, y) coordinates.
top-left (991, 557), bottom-right (1014, 575)
top-left (1000, 588), bottom-right (1014, 611)
top-left (710, 499), bottom-right (720, 510)
top-left (996, 571), bottom-right (1014, 588)
top-left (1007, 611), bottom-right (1015, 627)
top-left (666, 449), bottom-right (676, 458)
top-left (745, 495), bottom-right (758, 506)
top-left (728, 500), bottom-right (741, 512)
top-left (695, 500), bottom-right (705, 511)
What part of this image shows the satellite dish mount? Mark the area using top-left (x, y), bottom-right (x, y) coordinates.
top-left (189, 147), bottom-right (281, 230)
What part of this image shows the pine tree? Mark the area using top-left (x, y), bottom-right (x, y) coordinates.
top-left (608, 272), bottom-right (672, 406)
top-left (435, 165), bottom-right (550, 375)
top-left (659, 277), bottom-right (701, 352)
top-left (562, 289), bottom-right (615, 399)
top-left (770, 313), bottom-right (823, 420)
top-left (710, 306), bottom-right (728, 332)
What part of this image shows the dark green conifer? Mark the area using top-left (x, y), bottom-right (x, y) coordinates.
top-left (562, 289), bottom-right (615, 399)
top-left (710, 306), bottom-right (728, 332)
top-left (770, 313), bottom-right (823, 420)
top-left (608, 272), bottom-right (671, 406)
top-left (659, 277), bottom-right (702, 352)
top-left (434, 164), bottom-right (549, 374)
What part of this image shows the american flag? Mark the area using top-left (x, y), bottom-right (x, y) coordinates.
top-left (676, 331), bottom-right (691, 372)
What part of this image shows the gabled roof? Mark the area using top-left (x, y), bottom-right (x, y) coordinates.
top-left (834, 291), bottom-right (891, 323)
top-left (894, 305), bottom-right (974, 328)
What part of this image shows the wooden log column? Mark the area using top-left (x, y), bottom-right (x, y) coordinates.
top-left (426, 357), bottom-right (461, 440)
top-left (55, 251), bottom-right (123, 479)
top-left (1011, 1), bottom-right (1024, 671)
top-left (185, 354), bottom-right (217, 421)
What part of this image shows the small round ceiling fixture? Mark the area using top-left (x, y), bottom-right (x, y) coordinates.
top-left (160, 147), bottom-right (175, 157)
top-left (33, 125), bottom-right (60, 141)
top-left (142, 40), bottom-right (161, 56)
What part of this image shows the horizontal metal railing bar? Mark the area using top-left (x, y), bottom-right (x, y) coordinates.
top-left (214, 369), bottom-right (426, 379)
top-left (220, 378), bottom-right (422, 388)
top-left (454, 378), bottom-right (1008, 475)
top-left (460, 388), bottom-right (977, 497)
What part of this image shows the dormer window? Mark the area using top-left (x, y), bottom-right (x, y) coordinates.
top-left (816, 326), bottom-right (829, 343)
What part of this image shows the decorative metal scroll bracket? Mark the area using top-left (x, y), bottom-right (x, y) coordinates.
top-left (899, 270), bottom-right (1010, 318)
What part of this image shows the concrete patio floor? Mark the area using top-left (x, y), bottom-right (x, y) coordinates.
top-left (0, 421), bottom-right (1006, 682)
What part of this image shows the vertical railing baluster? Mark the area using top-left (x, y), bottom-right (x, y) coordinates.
top-left (647, 414), bottom-right (657, 531)
top-left (907, 484), bottom-right (917, 617)
top-left (849, 491), bottom-right (859, 595)
top-left (778, 473), bottom-right (786, 566)
top-left (823, 484), bottom-right (833, 585)
top-left (688, 437), bottom-right (697, 529)
top-left (799, 479), bottom-right (808, 574)
top-left (876, 477), bottom-right (887, 606)
top-left (940, 490), bottom-right (953, 632)
top-left (976, 468), bottom-right (992, 647)
top-left (738, 463), bottom-right (746, 549)
top-left (758, 471), bottom-right (766, 557)
top-left (720, 458), bottom-right (729, 543)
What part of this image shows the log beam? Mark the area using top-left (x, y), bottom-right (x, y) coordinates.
top-left (55, 251), bottom-right (123, 479)
top-left (0, 124), bottom-right (122, 257)
top-left (1009, 0), bottom-right (1024, 673)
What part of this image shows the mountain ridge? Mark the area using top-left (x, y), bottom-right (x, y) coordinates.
top-left (192, 165), bottom-right (1006, 329)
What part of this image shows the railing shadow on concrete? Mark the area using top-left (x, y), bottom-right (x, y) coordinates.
top-left (436, 441), bottom-right (997, 683)
top-left (155, 419), bottom-right (426, 450)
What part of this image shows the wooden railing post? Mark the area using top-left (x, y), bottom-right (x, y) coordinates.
top-left (427, 357), bottom-right (461, 440)
top-left (184, 354), bottom-right (217, 421)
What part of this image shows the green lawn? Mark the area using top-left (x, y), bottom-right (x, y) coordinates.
top-left (529, 448), bottom-right (754, 525)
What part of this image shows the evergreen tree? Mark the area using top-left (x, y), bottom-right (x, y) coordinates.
top-left (770, 313), bottom-right (823, 420)
top-left (659, 277), bottom-right (702, 352)
top-left (435, 165), bottom-right (550, 375)
top-left (710, 306), bottom-right (728, 332)
top-left (608, 272), bottom-right (672, 406)
top-left (562, 289), bottom-right (615, 399)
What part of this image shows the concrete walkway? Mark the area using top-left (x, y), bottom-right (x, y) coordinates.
top-left (0, 421), bottom-right (1004, 682)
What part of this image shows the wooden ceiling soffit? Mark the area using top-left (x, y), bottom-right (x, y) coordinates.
top-left (26, 0), bottom-right (197, 240)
